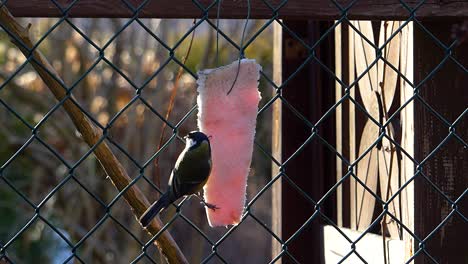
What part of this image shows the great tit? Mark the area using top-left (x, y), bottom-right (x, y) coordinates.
top-left (140, 131), bottom-right (218, 227)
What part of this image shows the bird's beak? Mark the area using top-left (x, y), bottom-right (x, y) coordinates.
top-left (208, 135), bottom-right (213, 139)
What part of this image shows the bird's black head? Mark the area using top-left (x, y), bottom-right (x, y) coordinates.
top-left (186, 131), bottom-right (209, 142)
top-left (185, 131), bottom-right (211, 150)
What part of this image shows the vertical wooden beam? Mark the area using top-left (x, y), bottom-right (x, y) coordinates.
top-left (413, 21), bottom-right (467, 264)
top-left (399, 21), bottom-right (415, 262)
top-left (272, 20), bottom-right (283, 263)
top-left (341, 22), bottom-right (352, 229)
top-left (281, 20), bottom-right (335, 263)
top-left (348, 21), bottom-right (357, 231)
top-left (335, 21), bottom-right (343, 227)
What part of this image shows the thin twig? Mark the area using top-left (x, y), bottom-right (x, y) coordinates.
top-left (153, 18), bottom-right (197, 183)
top-left (0, 6), bottom-right (188, 264)
top-left (226, 0), bottom-right (251, 95)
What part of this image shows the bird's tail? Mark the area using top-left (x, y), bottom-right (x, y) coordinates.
top-left (139, 192), bottom-right (171, 227)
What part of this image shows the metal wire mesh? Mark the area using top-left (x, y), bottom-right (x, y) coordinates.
top-left (0, 0), bottom-right (466, 263)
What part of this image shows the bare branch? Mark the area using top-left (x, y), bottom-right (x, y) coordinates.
top-left (0, 6), bottom-right (188, 264)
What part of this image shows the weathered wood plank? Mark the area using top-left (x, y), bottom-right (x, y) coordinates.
top-left (413, 21), bottom-right (468, 264)
top-left (3, 0), bottom-right (468, 19)
top-left (281, 20), bottom-right (336, 263)
top-left (348, 21), bottom-right (358, 231)
top-left (399, 21), bottom-right (415, 262)
top-left (323, 226), bottom-right (405, 264)
top-left (271, 20), bottom-right (283, 263)
top-left (335, 21), bottom-right (343, 227)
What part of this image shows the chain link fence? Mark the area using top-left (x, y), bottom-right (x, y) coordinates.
top-left (0, 0), bottom-right (466, 263)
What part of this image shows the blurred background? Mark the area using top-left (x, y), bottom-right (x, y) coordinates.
top-left (0, 18), bottom-right (275, 263)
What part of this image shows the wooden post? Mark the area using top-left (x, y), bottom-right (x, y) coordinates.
top-left (272, 20), bottom-right (283, 262)
top-left (413, 21), bottom-right (468, 264)
top-left (280, 20), bottom-right (336, 263)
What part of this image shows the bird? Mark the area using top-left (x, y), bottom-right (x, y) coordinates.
top-left (139, 131), bottom-right (218, 227)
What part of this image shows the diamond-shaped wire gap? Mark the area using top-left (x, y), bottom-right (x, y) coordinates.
top-left (0, 104), bottom-right (36, 166)
top-left (349, 20), bottom-right (411, 105)
top-left (29, 104), bottom-right (101, 167)
top-left (208, 215), bottom-right (272, 263)
top-left (210, 18), bottom-right (274, 62)
top-left (37, 174), bottom-right (108, 255)
top-left (0, 40), bottom-right (106, 148)
top-left (410, 172), bottom-right (465, 263)
top-left (415, 74), bottom-right (466, 121)
top-left (419, 207), bottom-right (463, 261)
top-left (250, 83), bottom-right (276, 194)
top-left (414, 78), bottom-right (466, 130)
top-left (104, 95), bottom-right (194, 178)
top-left (324, 208), bottom-right (413, 263)
top-left (279, 207), bottom-right (322, 263)
top-left (413, 105), bottom-right (466, 166)
top-left (250, 140), bottom-right (277, 194)
top-left (412, 18), bottom-right (465, 65)
top-left (0, 63), bottom-right (60, 126)
top-left (137, 209), bottom-right (183, 261)
top-left (414, 103), bottom-right (467, 160)
top-left (0, 137), bottom-right (73, 205)
top-left (139, 59), bottom-right (198, 125)
top-left (0, 29), bottom-right (28, 73)
top-left (11, 16), bottom-right (67, 59)
top-left (417, 155), bottom-right (464, 212)
top-left (272, 23), bottom-right (322, 91)
top-left (381, 209), bottom-right (425, 261)
top-left (280, 123), bottom-right (346, 213)
top-left (0, 177), bottom-right (36, 254)
top-left (202, 18), bottom-right (243, 57)
top-left (3, 216), bottom-right (74, 264)
top-left (59, 150), bottom-right (120, 205)
top-left (245, 173), bottom-right (282, 242)
top-left (72, 206), bottom-right (142, 264)
top-left (74, 0), bottom-right (148, 47)
top-left (169, 18), bottom-right (255, 71)
top-left (99, 19), bottom-right (175, 91)
top-left (344, 19), bottom-right (414, 100)
top-left (105, 189), bottom-right (148, 251)
top-left (412, 25), bottom-right (465, 91)
top-left (276, 171), bottom-right (320, 249)
top-left (333, 209), bottom-right (393, 264)
top-left (277, 97), bottom-right (317, 163)
top-left (33, 20), bottom-right (101, 89)
top-left (62, 18), bottom-right (123, 49)
top-left (138, 18), bottom-right (202, 56)
top-left (151, 208), bottom-right (215, 263)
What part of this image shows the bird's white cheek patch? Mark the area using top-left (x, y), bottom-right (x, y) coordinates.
top-left (187, 138), bottom-right (197, 149)
top-left (196, 59), bottom-right (261, 227)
